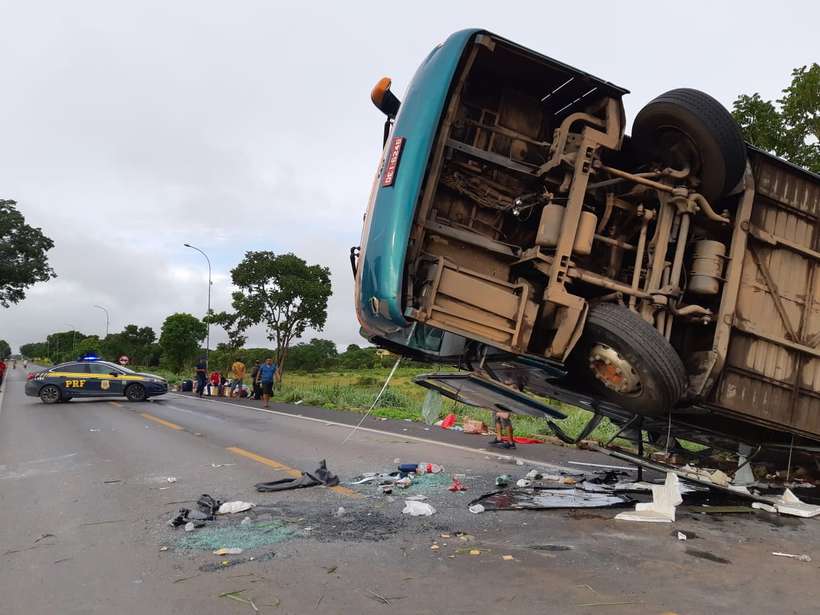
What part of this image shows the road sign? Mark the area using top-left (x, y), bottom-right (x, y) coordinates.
top-left (118, 355), bottom-right (130, 366)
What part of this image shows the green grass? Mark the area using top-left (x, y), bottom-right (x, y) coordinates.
top-left (265, 367), bottom-right (619, 444)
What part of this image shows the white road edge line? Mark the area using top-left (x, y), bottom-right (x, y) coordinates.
top-left (167, 392), bottom-right (581, 474)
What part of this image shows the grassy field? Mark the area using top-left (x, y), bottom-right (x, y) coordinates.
top-left (265, 367), bottom-right (619, 443)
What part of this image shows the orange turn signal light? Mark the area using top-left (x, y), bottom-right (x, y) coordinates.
top-left (371, 77), bottom-right (392, 107)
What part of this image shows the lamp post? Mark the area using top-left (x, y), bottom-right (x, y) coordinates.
top-left (93, 304), bottom-right (110, 337)
top-left (184, 243), bottom-right (212, 371)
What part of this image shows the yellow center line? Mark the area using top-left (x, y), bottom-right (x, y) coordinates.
top-left (141, 412), bottom-right (184, 431)
top-left (226, 446), bottom-right (361, 498)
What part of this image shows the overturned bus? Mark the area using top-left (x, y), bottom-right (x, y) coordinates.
top-left (353, 29), bottom-right (820, 463)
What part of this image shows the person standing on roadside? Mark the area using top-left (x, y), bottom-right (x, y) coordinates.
top-left (230, 358), bottom-right (246, 398)
top-left (258, 357), bottom-right (277, 408)
top-left (194, 357), bottom-right (207, 397)
top-left (250, 360), bottom-right (262, 400)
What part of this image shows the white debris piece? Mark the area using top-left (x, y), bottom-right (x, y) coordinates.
top-left (468, 504), bottom-right (485, 514)
top-left (525, 470), bottom-right (543, 480)
top-left (217, 501), bottom-right (255, 515)
top-left (677, 531), bottom-right (687, 541)
top-left (772, 488), bottom-right (820, 518)
top-left (402, 501), bottom-right (436, 516)
top-left (213, 548), bottom-right (243, 555)
top-left (772, 551), bottom-right (812, 562)
top-left (615, 472), bottom-right (683, 523)
top-left (166, 477), bottom-right (177, 483)
top-left (516, 479), bottom-right (532, 488)
top-left (405, 494), bottom-right (428, 502)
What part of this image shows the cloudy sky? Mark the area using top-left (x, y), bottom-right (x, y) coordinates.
top-left (1, 1), bottom-right (817, 352)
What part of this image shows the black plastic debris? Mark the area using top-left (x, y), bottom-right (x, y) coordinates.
top-left (255, 460), bottom-right (339, 492)
top-left (197, 494), bottom-right (222, 517)
top-left (469, 487), bottom-right (633, 511)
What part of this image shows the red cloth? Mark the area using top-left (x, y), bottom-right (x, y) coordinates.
top-left (0, 361), bottom-right (6, 374)
top-left (440, 413), bottom-right (457, 429)
top-left (501, 436), bottom-right (544, 445)
top-left (209, 371), bottom-right (220, 385)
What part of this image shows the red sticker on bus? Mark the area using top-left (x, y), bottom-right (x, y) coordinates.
top-left (382, 136), bottom-right (405, 187)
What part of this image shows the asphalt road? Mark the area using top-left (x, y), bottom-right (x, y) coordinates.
top-left (2, 366), bottom-right (819, 615)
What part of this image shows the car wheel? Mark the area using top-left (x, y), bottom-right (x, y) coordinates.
top-left (125, 383), bottom-right (147, 402)
top-left (568, 303), bottom-right (687, 417)
top-left (40, 385), bottom-right (61, 404)
top-left (631, 88), bottom-right (747, 203)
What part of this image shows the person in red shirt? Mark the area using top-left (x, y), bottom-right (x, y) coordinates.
top-left (208, 370), bottom-right (220, 396)
top-left (0, 359), bottom-right (6, 391)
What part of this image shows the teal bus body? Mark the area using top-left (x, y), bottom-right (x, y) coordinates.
top-left (355, 29), bottom-right (479, 337)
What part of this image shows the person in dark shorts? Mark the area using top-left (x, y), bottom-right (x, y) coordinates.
top-left (250, 360), bottom-right (262, 400)
top-left (489, 409), bottom-right (515, 449)
top-left (195, 358), bottom-right (207, 397)
top-left (258, 357), bottom-right (277, 408)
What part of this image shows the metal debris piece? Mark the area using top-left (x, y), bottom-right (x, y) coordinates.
top-left (470, 487), bottom-right (631, 511)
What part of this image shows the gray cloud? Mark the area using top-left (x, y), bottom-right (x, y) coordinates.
top-left (1, 1), bottom-right (817, 352)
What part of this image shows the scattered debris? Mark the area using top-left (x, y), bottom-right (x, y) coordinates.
top-left (495, 475), bottom-right (513, 487)
top-left (159, 546), bottom-right (169, 552)
top-left (516, 479), bottom-right (532, 488)
top-left (405, 494), bottom-right (427, 502)
top-left (615, 473), bottom-right (682, 523)
top-left (334, 507), bottom-right (346, 517)
top-left (525, 470), bottom-right (543, 480)
top-left (751, 502), bottom-right (777, 513)
top-left (470, 487), bottom-right (631, 511)
top-left (166, 477), bottom-right (177, 483)
top-left (255, 459), bottom-right (339, 491)
top-left (772, 552), bottom-right (812, 562)
top-left (771, 489), bottom-right (820, 518)
top-left (210, 463), bottom-right (236, 468)
top-left (468, 504), bottom-right (485, 514)
top-left (184, 522), bottom-right (196, 532)
top-left (240, 516), bottom-right (252, 527)
top-left (469, 549), bottom-right (481, 556)
top-left (33, 533), bottom-right (55, 544)
top-left (53, 557), bottom-right (73, 564)
top-left (103, 479), bottom-right (122, 484)
top-left (677, 531), bottom-right (688, 541)
top-left (402, 501), bottom-right (436, 516)
top-left (214, 548), bottom-right (244, 555)
top-left (218, 501), bottom-right (256, 515)
top-left (502, 555), bottom-right (514, 560)
top-left (448, 477), bottom-right (467, 492)
top-left (88, 428), bottom-right (100, 432)
top-left (568, 461), bottom-right (636, 472)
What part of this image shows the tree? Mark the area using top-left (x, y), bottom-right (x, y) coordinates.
top-left (286, 338), bottom-right (338, 371)
top-left (75, 336), bottom-right (102, 358)
top-left (732, 63), bottom-right (819, 173)
top-left (159, 313), bottom-right (207, 372)
top-left (0, 339), bottom-right (10, 359)
top-left (205, 311), bottom-right (247, 352)
top-left (20, 342), bottom-right (47, 358)
top-left (46, 330), bottom-right (87, 363)
top-left (0, 200), bottom-right (56, 307)
top-left (228, 252), bottom-right (332, 380)
top-left (101, 324), bottom-right (157, 365)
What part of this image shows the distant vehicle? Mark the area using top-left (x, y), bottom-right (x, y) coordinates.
top-left (25, 359), bottom-right (168, 403)
top-left (353, 29), bottom-right (820, 461)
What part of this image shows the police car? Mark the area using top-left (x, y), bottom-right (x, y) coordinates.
top-left (25, 357), bottom-right (168, 403)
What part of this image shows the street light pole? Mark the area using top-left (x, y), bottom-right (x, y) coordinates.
top-left (184, 243), bottom-right (212, 371)
top-left (93, 304), bottom-right (110, 337)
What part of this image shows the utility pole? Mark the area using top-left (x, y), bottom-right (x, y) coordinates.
top-left (184, 243), bottom-right (212, 371)
top-left (93, 304), bottom-right (110, 337)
